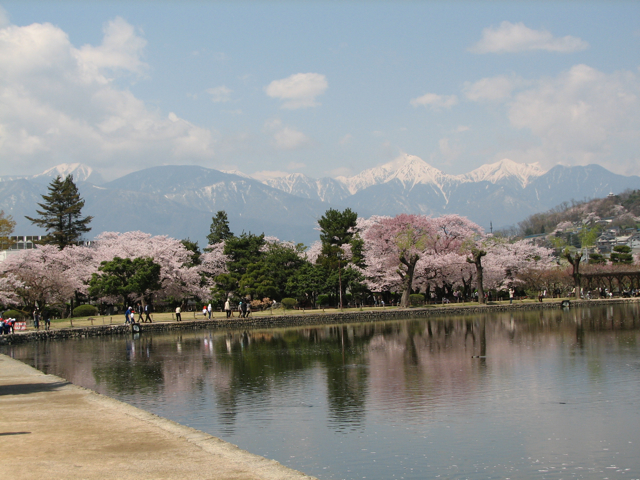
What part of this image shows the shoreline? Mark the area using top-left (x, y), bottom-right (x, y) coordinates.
top-left (2, 297), bottom-right (638, 345)
top-left (2, 298), bottom-right (637, 479)
top-left (0, 354), bottom-right (316, 480)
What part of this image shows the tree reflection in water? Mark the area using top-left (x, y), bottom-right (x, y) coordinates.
top-left (4, 303), bottom-right (640, 480)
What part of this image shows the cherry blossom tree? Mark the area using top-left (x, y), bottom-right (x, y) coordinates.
top-left (0, 245), bottom-right (77, 310)
top-left (0, 273), bottom-right (23, 307)
top-left (363, 214), bottom-right (437, 307)
top-left (200, 242), bottom-right (229, 279)
top-left (89, 231), bottom-right (209, 302)
top-left (482, 238), bottom-right (556, 291)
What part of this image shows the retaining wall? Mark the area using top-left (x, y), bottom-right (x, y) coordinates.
top-left (1, 298), bottom-right (638, 345)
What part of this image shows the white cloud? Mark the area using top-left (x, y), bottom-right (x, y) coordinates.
top-left (0, 18), bottom-right (215, 179)
top-left (464, 75), bottom-right (523, 102)
top-left (410, 93), bottom-right (458, 110)
top-left (77, 17), bottom-right (148, 77)
top-left (273, 127), bottom-right (309, 150)
top-left (265, 72), bottom-right (328, 109)
top-left (263, 118), bottom-right (310, 150)
top-left (0, 6), bottom-right (9, 28)
top-left (206, 85), bottom-right (232, 103)
top-left (505, 64), bottom-right (640, 172)
top-left (470, 21), bottom-right (589, 54)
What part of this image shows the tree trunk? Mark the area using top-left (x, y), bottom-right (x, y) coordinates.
top-left (564, 250), bottom-right (583, 299)
top-left (399, 255), bottom-right (418, 308)
top-left (468, 248), bottom-right (487, 305)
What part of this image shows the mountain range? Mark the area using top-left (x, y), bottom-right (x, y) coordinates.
top-left (2, 156), bottom-right (639, 247)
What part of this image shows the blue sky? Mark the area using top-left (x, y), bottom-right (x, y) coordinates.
top-left (1, 1), bottom-right (639, 181)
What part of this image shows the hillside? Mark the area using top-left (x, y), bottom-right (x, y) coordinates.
top-left (514, 190), bottom-right (640, 237)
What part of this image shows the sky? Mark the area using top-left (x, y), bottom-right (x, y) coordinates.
top-left (0, 1), bottom-right (639, 182)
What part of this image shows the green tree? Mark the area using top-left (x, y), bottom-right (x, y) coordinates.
top-left (0, 210), bottom-right (16, 249)
top-left (610, 245), bottom-right (633, 264)
top-left (214, 232), bottom-right (265, 297)
top-left (579, 224), bottom-right (601, 248)
top-left (89, 257), bottom-right (161, 306)
top-left (286, 262), bottom-right (326, 307)
top-left (207, 210), bottom-right (233, 246)
top-left (588, 252), bottom-right (607, 265)
top-left (181, 238), bottom-right (201, 266)
top-left (318, 208), bottom-right (358, 253)
top-left (317, 208), bottom-right (362, 304)
top-left (248, 241), bottom-right (306, 301)
top-left (25, 175), bottom-right (93, 249)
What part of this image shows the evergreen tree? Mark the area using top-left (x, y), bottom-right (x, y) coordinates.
top-left (610, 245), bottom-right (633, 264)
top-left (180, 239), bottom-right (202, 266)
top-left (207, 210), bottom-right (233, 246)
top-left (588, 252), bottom-right (607, 265)
top-left (214, 232), bottom-right (265, 298)
top-left (318, 208), bottom-right (358, 251)
top-left (89, 257), bottom-right (161, 307)
top-left (25, 175), bottom-right (93, 249)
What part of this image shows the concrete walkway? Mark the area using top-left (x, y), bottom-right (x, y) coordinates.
top-left (0, 354), bottom-right (316, 480)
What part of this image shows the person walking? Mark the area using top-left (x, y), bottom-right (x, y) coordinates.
top-left (175, 305), bottom-right (182, 322)
top-left (144, 303), bottom-right (153, 323)
top-left (136, 303), bottom-right (144, 323)
top-left (125, 306), bottom-right (132, 324)
top-left (509, 287), bottom-right (514, 304)
top-left (33, 308), bottom-right (40, 330)
top-left (224, 299), bottom-right (231, 318)
top-left (207, 303), bottom-right (212, 319)
top-left (241, 301), bottom-right (248, 318)
top-left (238, 302), bottom-right (243, 318)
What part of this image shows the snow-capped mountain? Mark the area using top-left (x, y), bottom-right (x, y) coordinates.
top-left (334, 154), bottom-right (545, 194)
top-left (460, 158), bottom-right (544, 188)
top-left (263, 173), bottom-right (351, 203)
top-left (336, 154), bottom-right (452, 194)
top-left (0, 163), bottom-right (104, 185)
top-left (34, 163), bottom-right (105, 184)
top-left (2, 157), bottom-right (640, 247)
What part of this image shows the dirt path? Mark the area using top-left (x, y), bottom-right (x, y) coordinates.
top-left (0, 354), bottom-right (316, 480)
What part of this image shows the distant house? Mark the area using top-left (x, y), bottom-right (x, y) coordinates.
top-left (596, 232), bottom-right (616, 253)
top-left (627, 233), bottom-right (640, 250)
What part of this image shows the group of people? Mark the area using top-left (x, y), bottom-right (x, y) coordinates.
top-left (223, 299), bottom-right (251, 318)
top-left (202, 303), bottom-right (212, 319)
top-left (124, 303), bottom-right (153, 324)
top-left (0, 316), bottom-right (16, 334)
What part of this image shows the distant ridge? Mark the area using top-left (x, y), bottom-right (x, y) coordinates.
top-left (0, 162), bottom-right (105, 185)
top-left (1, 157), bottom-right (639, 246)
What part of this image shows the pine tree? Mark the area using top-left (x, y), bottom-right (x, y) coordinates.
top-left (25, 175), bottom-right (93, 249)
top-left (207, 210), bottom-right (233, 246)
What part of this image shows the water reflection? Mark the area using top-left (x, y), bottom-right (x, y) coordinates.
top-left (3, 304), bottom-right (640, 480)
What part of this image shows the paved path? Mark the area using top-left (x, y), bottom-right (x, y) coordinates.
top-left (0, 354), bottom-right (316, 480)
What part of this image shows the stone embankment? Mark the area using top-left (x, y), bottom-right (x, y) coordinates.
top-left (2, 298), bottom-right (638, 345)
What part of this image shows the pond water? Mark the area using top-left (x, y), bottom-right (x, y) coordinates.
top-left (4, 304), bottom-right (640, 480)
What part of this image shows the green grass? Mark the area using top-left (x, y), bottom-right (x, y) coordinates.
top-left (16, 296), bottom-right (572, 331)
